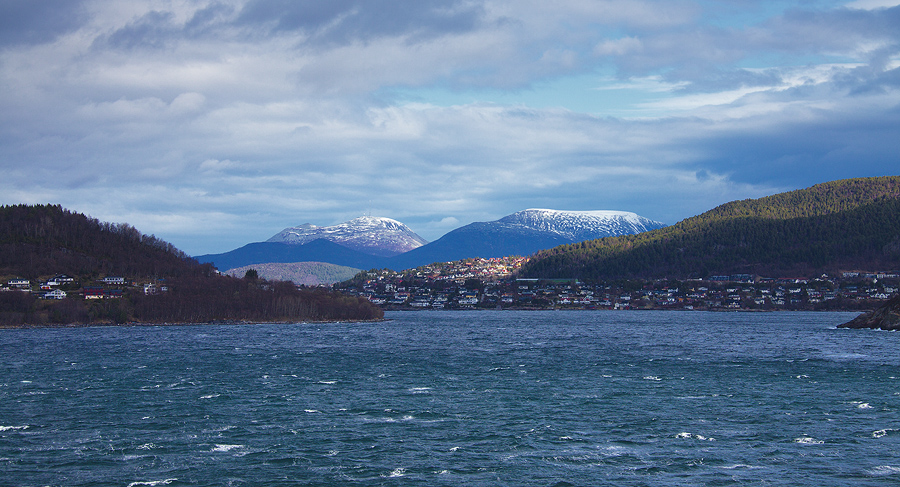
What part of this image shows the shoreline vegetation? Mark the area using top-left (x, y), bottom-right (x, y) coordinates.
top-left (0, 274), bottom-right (384, 327)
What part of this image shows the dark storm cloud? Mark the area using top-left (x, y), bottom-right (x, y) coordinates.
top-left (0, 0), bottom-right (88, 47)
top-left (686, 81), bottom-right (900, 187)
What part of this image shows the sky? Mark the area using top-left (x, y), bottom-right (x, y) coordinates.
top-left (1, 0), bottom-right (899, 255)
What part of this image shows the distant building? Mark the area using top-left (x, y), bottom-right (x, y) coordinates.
top-left (7, 279), bottom-right (30, 289)
top-left (48, 275), bottom-right (75, 286)
top-left (83, 286), bottom-right (105, 299)
top-left (43, 289), bottom-right (67, 300)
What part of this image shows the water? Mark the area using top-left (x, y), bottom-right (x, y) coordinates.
top-left (1, 310), bottom-right (899, 486)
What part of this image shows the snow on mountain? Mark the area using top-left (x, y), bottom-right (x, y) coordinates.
top-left (499, 209), bottom-right (666, 241)
top-left (389, 208), bottom-right (667, 269)
top-left (266, 216), bottom-right (428, 257)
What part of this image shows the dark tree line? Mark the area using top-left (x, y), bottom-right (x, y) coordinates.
top-left (129, 276), bottom-right (382, 323)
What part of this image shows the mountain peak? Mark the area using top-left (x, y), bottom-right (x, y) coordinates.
top-left (500, 208), bottom-right (666, 241)
top-left (267, 216), bottom-right (427, 257)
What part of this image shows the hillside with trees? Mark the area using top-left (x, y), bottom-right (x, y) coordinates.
top-left (0, 205), bottom-right (382, 326)
top-left (520, 177), bottom-right (900, 281)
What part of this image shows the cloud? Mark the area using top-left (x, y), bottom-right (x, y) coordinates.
top-left (0, 0), bottom-right (898, 254)
top-left (236, 0), bottom-right (484, 43)
top-left (0, 0), bottom-right (90, 47)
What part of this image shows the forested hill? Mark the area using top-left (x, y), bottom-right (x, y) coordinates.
top-left (520, 177), bottom-right (900, 281)
top-left (0, 204), bottom-right (196, 279)
top-left (0, 205), bottom-right (382, 325)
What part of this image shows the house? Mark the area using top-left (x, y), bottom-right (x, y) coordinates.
top-left (83, 286), bottom-right (105, 299)
top-left (8, 279), bottom-right (30, 289)
top-left (43, 289), bottom-right (67, 300)
top-left (84, 286), bottom-right (124, 299)
top-left (102, 276), bottom-right (126, 285)
top-left (48, 275), bottom-right (75, 286)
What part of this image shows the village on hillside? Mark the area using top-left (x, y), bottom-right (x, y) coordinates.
top-left (2, 275), bottom-right (165, 300)
top-left (5, 256), bottom-right (897, 313)
top-left (335, 257), bottom-right (900, 312)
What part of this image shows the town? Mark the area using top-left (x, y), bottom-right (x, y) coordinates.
top-left (335, 257), bottom-right (900, 312)
top-left (5, 257), bottom-right (897, 313)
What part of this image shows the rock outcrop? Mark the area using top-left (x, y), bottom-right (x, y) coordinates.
top-left (838, 294), bottom-right (900, 330)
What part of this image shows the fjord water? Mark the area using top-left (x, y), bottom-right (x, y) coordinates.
top-left (2, 311), bottom-right (899, 486)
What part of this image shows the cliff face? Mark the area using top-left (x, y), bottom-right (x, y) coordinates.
top-left (839, 294), bottom-right (900, 330)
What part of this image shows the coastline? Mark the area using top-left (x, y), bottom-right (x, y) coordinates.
top-left (2, 308), bottom-right (867, 330)
top-left (0, 317), bottom-right (387, 330)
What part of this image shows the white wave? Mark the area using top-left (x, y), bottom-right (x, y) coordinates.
top-left (825, 352), bottom-right (867, 360)
top-left (794, 437), bottom-right (824, 444)
top-left (873, 429), bottom-right (897, 438)
top-left (211, 444), bottom-right (244, 452)
top-left (137, 443), bottom-right (156, 450)
top-left (408, 387), bottom-right (432, 393)
top-left (199, 394), bottom-right (219, 399)
top-left (0, 425), bottom-right (29, 432)
top-left (127, 479), bottom-right (177, 487)
top-left (869, 466), bottom-right (900, 476)
top-left (643, 376), bottom-right (662, 381)
top-left (318, 380), bottom-right (337, 385)
top-left (304, 409), bottom-right (320, 413)
top-left (857, 402), bottom-right (874, 409)
top-left (384, 468), bottom-right (406, 478)
top-left (676, 432), bottom-right (715, 441)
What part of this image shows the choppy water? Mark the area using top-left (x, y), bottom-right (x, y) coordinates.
top-left (2, 310), bottom-right (899, 486)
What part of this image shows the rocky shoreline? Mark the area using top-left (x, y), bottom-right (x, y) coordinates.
top-left (838, 294), bottom-right (900, 330)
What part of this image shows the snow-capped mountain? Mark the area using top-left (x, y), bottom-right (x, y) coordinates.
top-left (388, 209), bottom-right (666, 269)
top-left (499, 209), bottom-right (666, 241)
top-left (196, 210), bottom-right (665, 272)
top-left (266, 216), bottom-right (428, 257)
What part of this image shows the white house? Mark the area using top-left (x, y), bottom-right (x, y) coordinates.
top-left (43, 289), bottom-right (67, 300)
top-left (8, 279), bottom-right (30, 289)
